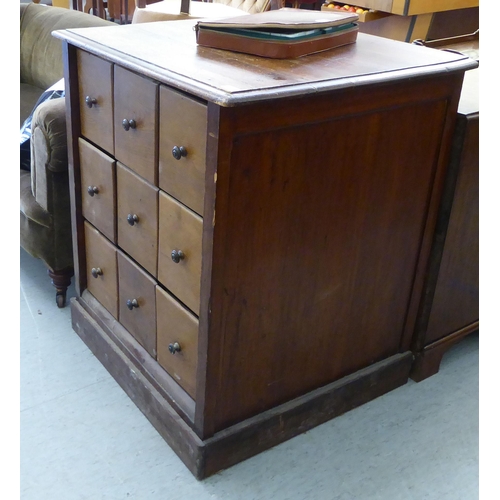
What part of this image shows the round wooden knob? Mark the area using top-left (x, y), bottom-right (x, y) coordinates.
top-left (168, 342), bottom-right (181, 355)
top-left (91, 267), bottom-right (103, 279)
top-left (87, 186), bottom-right (99, 197)
top-left (171, 249), bottom-right (185, 263)
top-left (85, 96), bottom-right (97, 108)
top-left (126, 298), bottom-right (139, 310)
top-left (122, 118), bottom-right (137, 131)
top-left (172, 146), bottom-right (187, 160)
top-left (127, 213), bottom-right (139, 226)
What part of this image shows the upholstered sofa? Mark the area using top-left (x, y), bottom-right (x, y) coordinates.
top-left (20, 3), bottom-right (114, 306)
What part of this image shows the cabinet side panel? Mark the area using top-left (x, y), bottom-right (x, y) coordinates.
top-left (425, 115), bottom-right (479, 341)
top-left (208, 98), bottom-right (448, 431)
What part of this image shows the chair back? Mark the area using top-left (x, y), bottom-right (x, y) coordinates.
top-left (136, 0), bottom-right (270, 12)
top-left (207, 0), bottom-right (270, 14)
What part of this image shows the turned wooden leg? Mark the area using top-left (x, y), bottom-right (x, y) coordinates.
top-left (47, 268), bottom-right (74, 308)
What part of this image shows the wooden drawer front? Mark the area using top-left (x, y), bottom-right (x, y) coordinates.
top-left (158, 192), bottom-right (202, 315)
top-left (117, 163), bottom-right (158, 277)
top-left (114, 65), bottom-right (158, 185)
top-left (79, 138), bottom-right (116, 243)
top-left (118, 250), bottom-right (157, 357)
top-left (84, 221), bottom-right (118, 319)
top-left (159, 86), bottom-right (207, 216)
top-left (78, 51), bottom-right (114, 154)
top-left (156, 286), bottom-right (198, 399)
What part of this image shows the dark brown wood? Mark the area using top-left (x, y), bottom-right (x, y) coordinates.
top-left (427, 7), bottom-right (479, 40)
top-left (117, 250), bottom-right (157, 357)
top-left (116, 162), bottom-right (159, 277)
top-left (71, 293), bottom-right (413, 479)
top-left (425, 115), bottom-right (479, 342)
top-left (202, 352), bottom-right (413, 478)
top-left (84, 222), bottom-right (119, 319)
top-left (180, 0), bottom-right (190, 14)
top-left (113, 65), bottom-right (158, 186)
top-left (78, 51), bottom-right (114, 155)
top-left (57, 23), bottom-right (477, 476)
top-left (157, 191), bottom-right (202, 316)
top-left (71, 296), bottom-right (203, 476)
top-left (63, 42), bottom-right (86, 297)
top-left (158, 86), bottom-right (207, 217)
top-left (409, 67), bottom-right (478, 380)
top-left (53, 24), bottom-right (476, 106)
top-left (410, 322), bottom-right (478, 382)
top-left (201, 76), bottom-right (463, 434)
top-left (80, 290), bottom-right (196, 422)
top-left (79, 139), bottom-right (117, 243)
top-left (156, 286), bottom-right (199, 399)
top-left (48, 267), bottom-right (74, 308)
top-left (194, 101), bottom-right (225, 438)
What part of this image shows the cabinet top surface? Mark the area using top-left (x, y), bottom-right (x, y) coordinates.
top-left (54, 19), bottom-right (477, 106)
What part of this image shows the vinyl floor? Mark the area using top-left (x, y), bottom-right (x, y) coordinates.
top-left (19, 248), bottom-right (479, 500)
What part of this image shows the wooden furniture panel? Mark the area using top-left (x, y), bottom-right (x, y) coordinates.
top-left (205, 97), bottom-right (450, 431)
top-left (113, 65), bottom-right (158, 185)
top-left (156, 285), bottom-right (199, 399)
top-left (425, 112), bottom-right (478, 341)
top-left (117, 250), bottom-right (157, 357)
top-left (77, 50), bottom-right (114, 153)
top-left (159, 86), bottom-right (207, 217)
top-left (84, 221), bottom-right (118, 319)
top-left (57, 20), bottom-right (477, 478)
top-left (410, 67), bottom-right (479, 381)
top-left (117, 162), bottom-right (159, 277)
top-left (79, 138), bottom-right (117, 243)
top-left (158, 191), bottom-right (202, 315)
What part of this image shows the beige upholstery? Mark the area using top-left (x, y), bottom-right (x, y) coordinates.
top-left (132, 0), bottom-right (269, 23)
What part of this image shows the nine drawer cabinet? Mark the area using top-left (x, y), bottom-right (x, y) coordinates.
top-left (55, 20), bottom-right (477, 479)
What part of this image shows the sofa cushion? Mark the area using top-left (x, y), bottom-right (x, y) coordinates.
top-left (20, 169), bottom-right (52, 228)
top-left (20, 82), bottom-right (46, 127)
top-left (20, 3), bottom-right (114, 90)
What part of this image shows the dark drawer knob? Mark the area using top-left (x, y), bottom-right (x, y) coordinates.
top-left (122, 118), bottom-right (137, 131)
top-left (127, 213), bottom-right (139, 226)
top-left (91, 267), bottom-right (103, 279)
top-left (168, 342), bottom-right (181, 355)
top-left (85, 96), bottom-right (97, 108)
top-left (87, 186), bottom-right (99, 197)
top-left (126, 298), bottom-right (139, 310)
top-left (172, 146), bottom-right (187, 160)
top-left (171, 249), bottom-right (185, 263)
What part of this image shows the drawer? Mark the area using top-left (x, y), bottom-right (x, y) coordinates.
top-left (156, 286), bottom-right (198, 399)
top-left (117, 162), bottom-right (158, 277)
top-left (114, 65), bottom-right (158, 185)
top-left (117, 250), bottom-right (157, 358)
top-left (84, 221), bottom-right (118, 319)
top-left (77, 51), bottom-right (114, 154)
top-left (79, 138), bottom-right (116, 243)
top-left (158, 192), bottom-right (203, 315)
top-left (159, 86), bottom-right (207, 216)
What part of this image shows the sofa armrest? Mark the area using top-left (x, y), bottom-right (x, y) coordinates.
top-left (30, 97), bottom-right (69, 213)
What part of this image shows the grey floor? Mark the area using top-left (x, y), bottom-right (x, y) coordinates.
top-left (20, 247), bottom-right (479, 500)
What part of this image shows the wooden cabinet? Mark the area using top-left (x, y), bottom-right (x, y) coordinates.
top-left (56, 20), bottom-right (477, 479)
top-left (321, 0), bottom-right (479, 42)
top-left (410, 67), bottom-right (479, 381)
